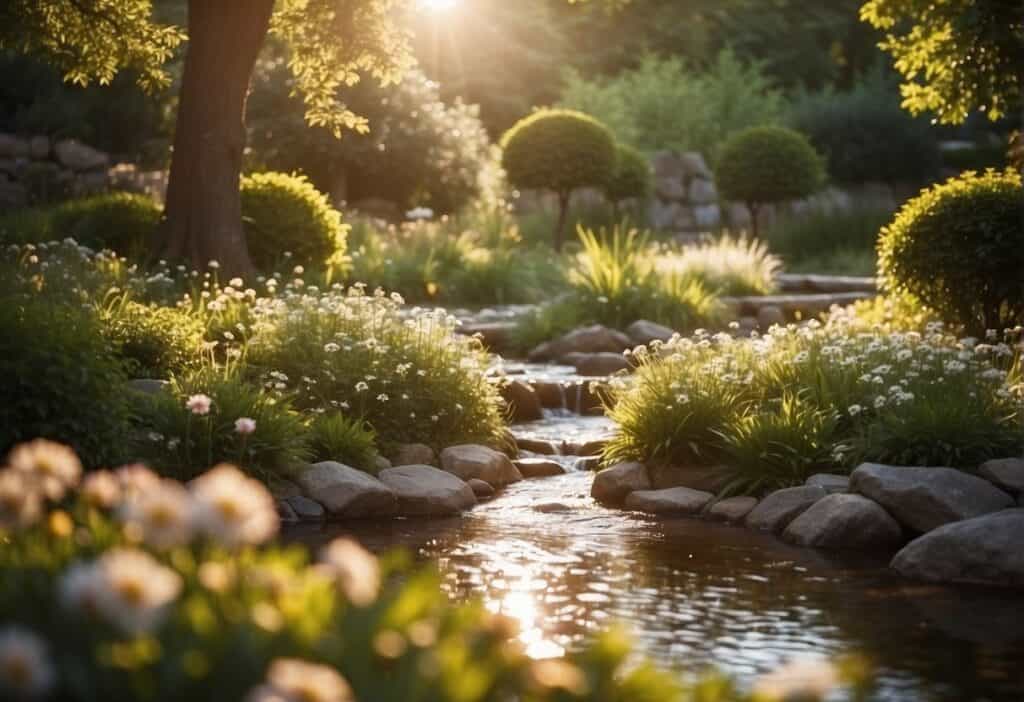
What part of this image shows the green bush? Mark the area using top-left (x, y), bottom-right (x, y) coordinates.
top-left (100, 300), bottom-right (206, 378)
top-left (500, 108), bottom-right (616, 249)
top-left (789, 72), bottom-right (941, 186)
top-left (131, 368), bottom-right (311, 483)
top-left (0, 300), bottom-right (130, 467)
top-left (715, 126), bottom-right (824, 236)
top-left (240, 171), bottom-right (348, 272)
top-left (766, 205), bottom-right (894, 276)
top-left (50, 192), bottom-right (161, 256)
top-left (877, 169), bottom-right (1024, 334)
top-left (307, 412), bottom-right (378, 473)
top-left (604, 143), bottom-right (651, 207)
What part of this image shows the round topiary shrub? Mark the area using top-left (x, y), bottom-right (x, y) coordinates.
top-left (877, 169), bottom-right (1024, 334)
top-left (715, 125), bottom-right (824, 236)
top-left (240, 171), bottom-right (348, 271)
top-left (604, 143), bottom-right (651, 210)
top-left (500, 109), bottom-right (616, 250)
top-left (100, 301), bottom-right (206, 379)
top-left (49, 192), bottom-right (162, 256)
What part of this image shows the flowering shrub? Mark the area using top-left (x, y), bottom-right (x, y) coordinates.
top-left (100, 299), bottom-right (206, 378)
top-left (0, 440), bottom-right (873, 701)
top-left (246, 287), bottom-right (507, 453)
top-left (605, 318), bottom-right (1024, 495)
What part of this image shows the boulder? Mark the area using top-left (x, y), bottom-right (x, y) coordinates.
top-left (572, 352), bottom-right (630, 376)
top-left (745, 486), bottom-right (827, 532)
top-left (0, 134), bottom-right (29, 158)
top-left (647, 463), bottom-right (731, 492)
top-left (850, 463), bottom-right (1014, 533)
top-left (285, 495), bottom-right (326, 521)
top-left (692, 203), bottom-right (721, 230)
top-left (501, 379), bottom-right (544, 422)
top-left (654, 177), bottom-right (686, 201)
top-left (805, 473), bottom-right (850, 494)
top-left (891, 509), bottom-right (1024, 587)
top-left (651, 150), bottom-right (687, 180)
top-left (515, 437), bottom-right (559, 455)
top-left (672, 205), bottom-right (698, 231)
top-left (530, 380), bottom-right (567, 409)
top-left (377, 465), bottom-right (477, 516)
top-left (276, 499), bottom-right (298, 523)
top-left (527, 324), bottom-right (632, 362)
top-left (575, 455), bottom-right (601, 471)
top-left (513, 458), bottom-right (566, 478)
top-left (679, 151), bottom-right (712, 179)
top-left (533, 501), bottom-right (574, 513)
top-left (53, 138), bottom-right (109, 171)
top-left (783, 494), bottom-right (903, 549)
top-left (572, 439), bottom-right (609, 457)
top-left (687, 178), bottom-right (718, 204)
top-left (467, 478), bottom-right (495, 498)
top-left (28, 136), bottom-right (50, 160)
top-left (294, 461), bottom-right (396, 518)
top-left (390, 443), bottom-right (436, 467)
top-left (591, 462), bottom-right (650, 505)
top-left (266, 478), bottom-right (302, 499)
top-left (705, 496), bottom-right (758, 523)
top-left (978, 457), bottom-right (1024, 495)
top-left (440, 444), bottom-right (522, 486)
top-left (624, 487), bottom-right (713, 515)
top-left (625, 319), bottom-right (675, 345)
top-left (757, 305), bottom-right (786, 329)
top-left (647, 199), bottom-right (684, 229)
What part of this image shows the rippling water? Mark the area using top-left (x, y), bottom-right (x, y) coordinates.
top-left (287, 414), bottom-right (1024, 701)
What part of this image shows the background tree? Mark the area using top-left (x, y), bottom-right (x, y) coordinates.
top-left (1, 0), bottom-right (413, 275)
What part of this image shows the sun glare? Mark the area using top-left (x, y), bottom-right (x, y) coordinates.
top-left (419, 0), bottom-right (458, 12)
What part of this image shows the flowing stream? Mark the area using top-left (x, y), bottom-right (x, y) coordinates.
top-left (289, 364), bottom-right (1024, 702)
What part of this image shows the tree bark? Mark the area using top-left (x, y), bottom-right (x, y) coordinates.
top-left (553, 191), bottom-right (571, 252)
top-left (157, 0), bottom-right (275, 277)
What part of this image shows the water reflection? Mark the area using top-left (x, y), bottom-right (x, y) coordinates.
top-left (288, 472), bottom-right (1024, 701)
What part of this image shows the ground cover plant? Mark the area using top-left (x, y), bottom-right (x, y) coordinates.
top-left (605, 315), bottom-right (1024, 496)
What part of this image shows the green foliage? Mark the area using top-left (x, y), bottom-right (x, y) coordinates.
top-left (605, 322), bottom-right (1023, 494)
top-left (50, 192), bottom-right (161, 257)
top-left (766, 204), bottom-right (893, 275)
top-left (604, 143), bottom-right (651, 204)
top-left (789, 71), bottom-right (941, 185)
top-left (307, 412), bottom-right (378, 473)
top-left (653, 235), bottom-right (779, 297)
top-left (877, 169), bottom-right (1024, 334)
top-left (501, 108), bottom-right (616, 203)
top-left (240, 171), bottom-right (348, 272)
top-left (860, 0), bottom-right (1024, 124)
top-left (246, 289), bottom-right (506, 453)
top-left (0, 300), bottom-right (130, 468)
top-left (132, 368), bottom-right (311, 483)
top-left (100, 299), bottom-right (206, 379)
top-left (558, 51), bottom-right (787, 158)
top-left (715, 126), bottom-right (825, 213)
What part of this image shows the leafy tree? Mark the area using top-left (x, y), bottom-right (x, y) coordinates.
top-left (1, 0), bottom-right (413, 275)
top-left (860, 0), bottom-right (1024, 124)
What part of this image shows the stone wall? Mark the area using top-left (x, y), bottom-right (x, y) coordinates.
top-left (0, 133), bottom-right (167, 212)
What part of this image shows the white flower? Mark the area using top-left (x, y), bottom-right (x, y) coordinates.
top-left (81, 470), bottom-right (121, 509)
top-left (119, 480), bottom-right (194, 549)
top-left (229, 277), bottom-right (244, 287)
top-left (873, 395), bottom-right (887, 409)
top-left (0, 627), bottom-right (56, 698)
top-left (376, 393), bottom-right (389, 402)
top-left (753, 658), bottom-right (838, 701)
top-left (62, 549), bottom-right (183, 635)
top-left (847, 404), bottom-right (863, 417)
top-left (186, 393), bottom-right (213, 416)
top-left (405, 206), bottom-right (434, 221)
top-left (323, 342), bottom-right (340, 353)
top-left (208, 260), bottom-right (220, 269)
top-left (235, 417), bottom-right (257, 435)
top-left (247, 658), bottom-right (353, 702)
top-left (319, 538), bottom-right (380, 607)
top-left (0, 470), bottom-right (42, 529)
top-left (354, 382), bottom-right (369, 392)
top-left (7, 439), bottom-right (82, 500)
top-left (190, 464), bottom-right (278, 547)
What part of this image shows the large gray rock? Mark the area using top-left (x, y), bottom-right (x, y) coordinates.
top-left (647, 463), bottom-right (731, 492)
top-left (679, 151), bottom-right (712, 179)
top-left (705, 496), bottom-right (758, 523)
top-left (978, 458), bottom-right (1024, 495)
top-left (390, 443), bottom-right (436, 467)
top-left (284, 495), bottom-right (325, 521)
top-left (745, 486), bottom-right (827, 532)
top-left (513, 458), bottom-right (566, 478)
top-left (651, 150), bottom-right (687, 180)
top-left (891, 509), bottom-right (1024, 587)
top-left (377, 465), bottom-right (477, 516)
top-left (647, 199), bottom-right (684, 229)
top-left (805, 473), bottom-right (850, 494)
top-left (625, 487), bottom-right (713, 515)
top-left (692, 203), bottom-right (722, 230)
top-left (850, 463), bottom-right (1014, 533)
top-left (440, 444), bottom-right (522, 486)
top-left (0, 134), bottom-right (30, 158)
top-left (625, 319), bottom-right (674, 345)
top-left (572, 352), bottom-right (630, 376)
top-left (53, 138), bottom-right (109, 171)
top-left (467, 478), bottom-right (494, 498)
top-left (757, 305), bottom-right (786, 329)
top-left (528, 324), bottom-right (632, 362)
top-left (783, 494), bottom-right (903, 549)
top-left (688, 178), bottom-right (718, 204)
top-left (294, 461), bottom-right (397, 518)
top-left (591, 462), bottom-right (650, 505)
top-left (501, 379), bottom-right (544, 422)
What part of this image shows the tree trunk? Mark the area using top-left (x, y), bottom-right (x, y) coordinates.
top-left (553, 191), bottom-right (571, 252)
top-left (156, 0), bottom-right (275, 277)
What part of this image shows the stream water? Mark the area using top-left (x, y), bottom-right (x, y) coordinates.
top-left (289, 375), bottom-right (1024, 701)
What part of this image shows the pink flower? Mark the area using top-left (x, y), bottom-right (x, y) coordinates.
top-left (186, 394), bottom-right (212, 416)
top-left (234, 417), bottom-right (256, 435)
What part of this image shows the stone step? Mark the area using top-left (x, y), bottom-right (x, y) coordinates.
top-left (775, 274), bottom-right (877, 294)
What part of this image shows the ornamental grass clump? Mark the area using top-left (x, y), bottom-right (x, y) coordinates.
top-left (605, 319), bottom-right (1023, 495)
